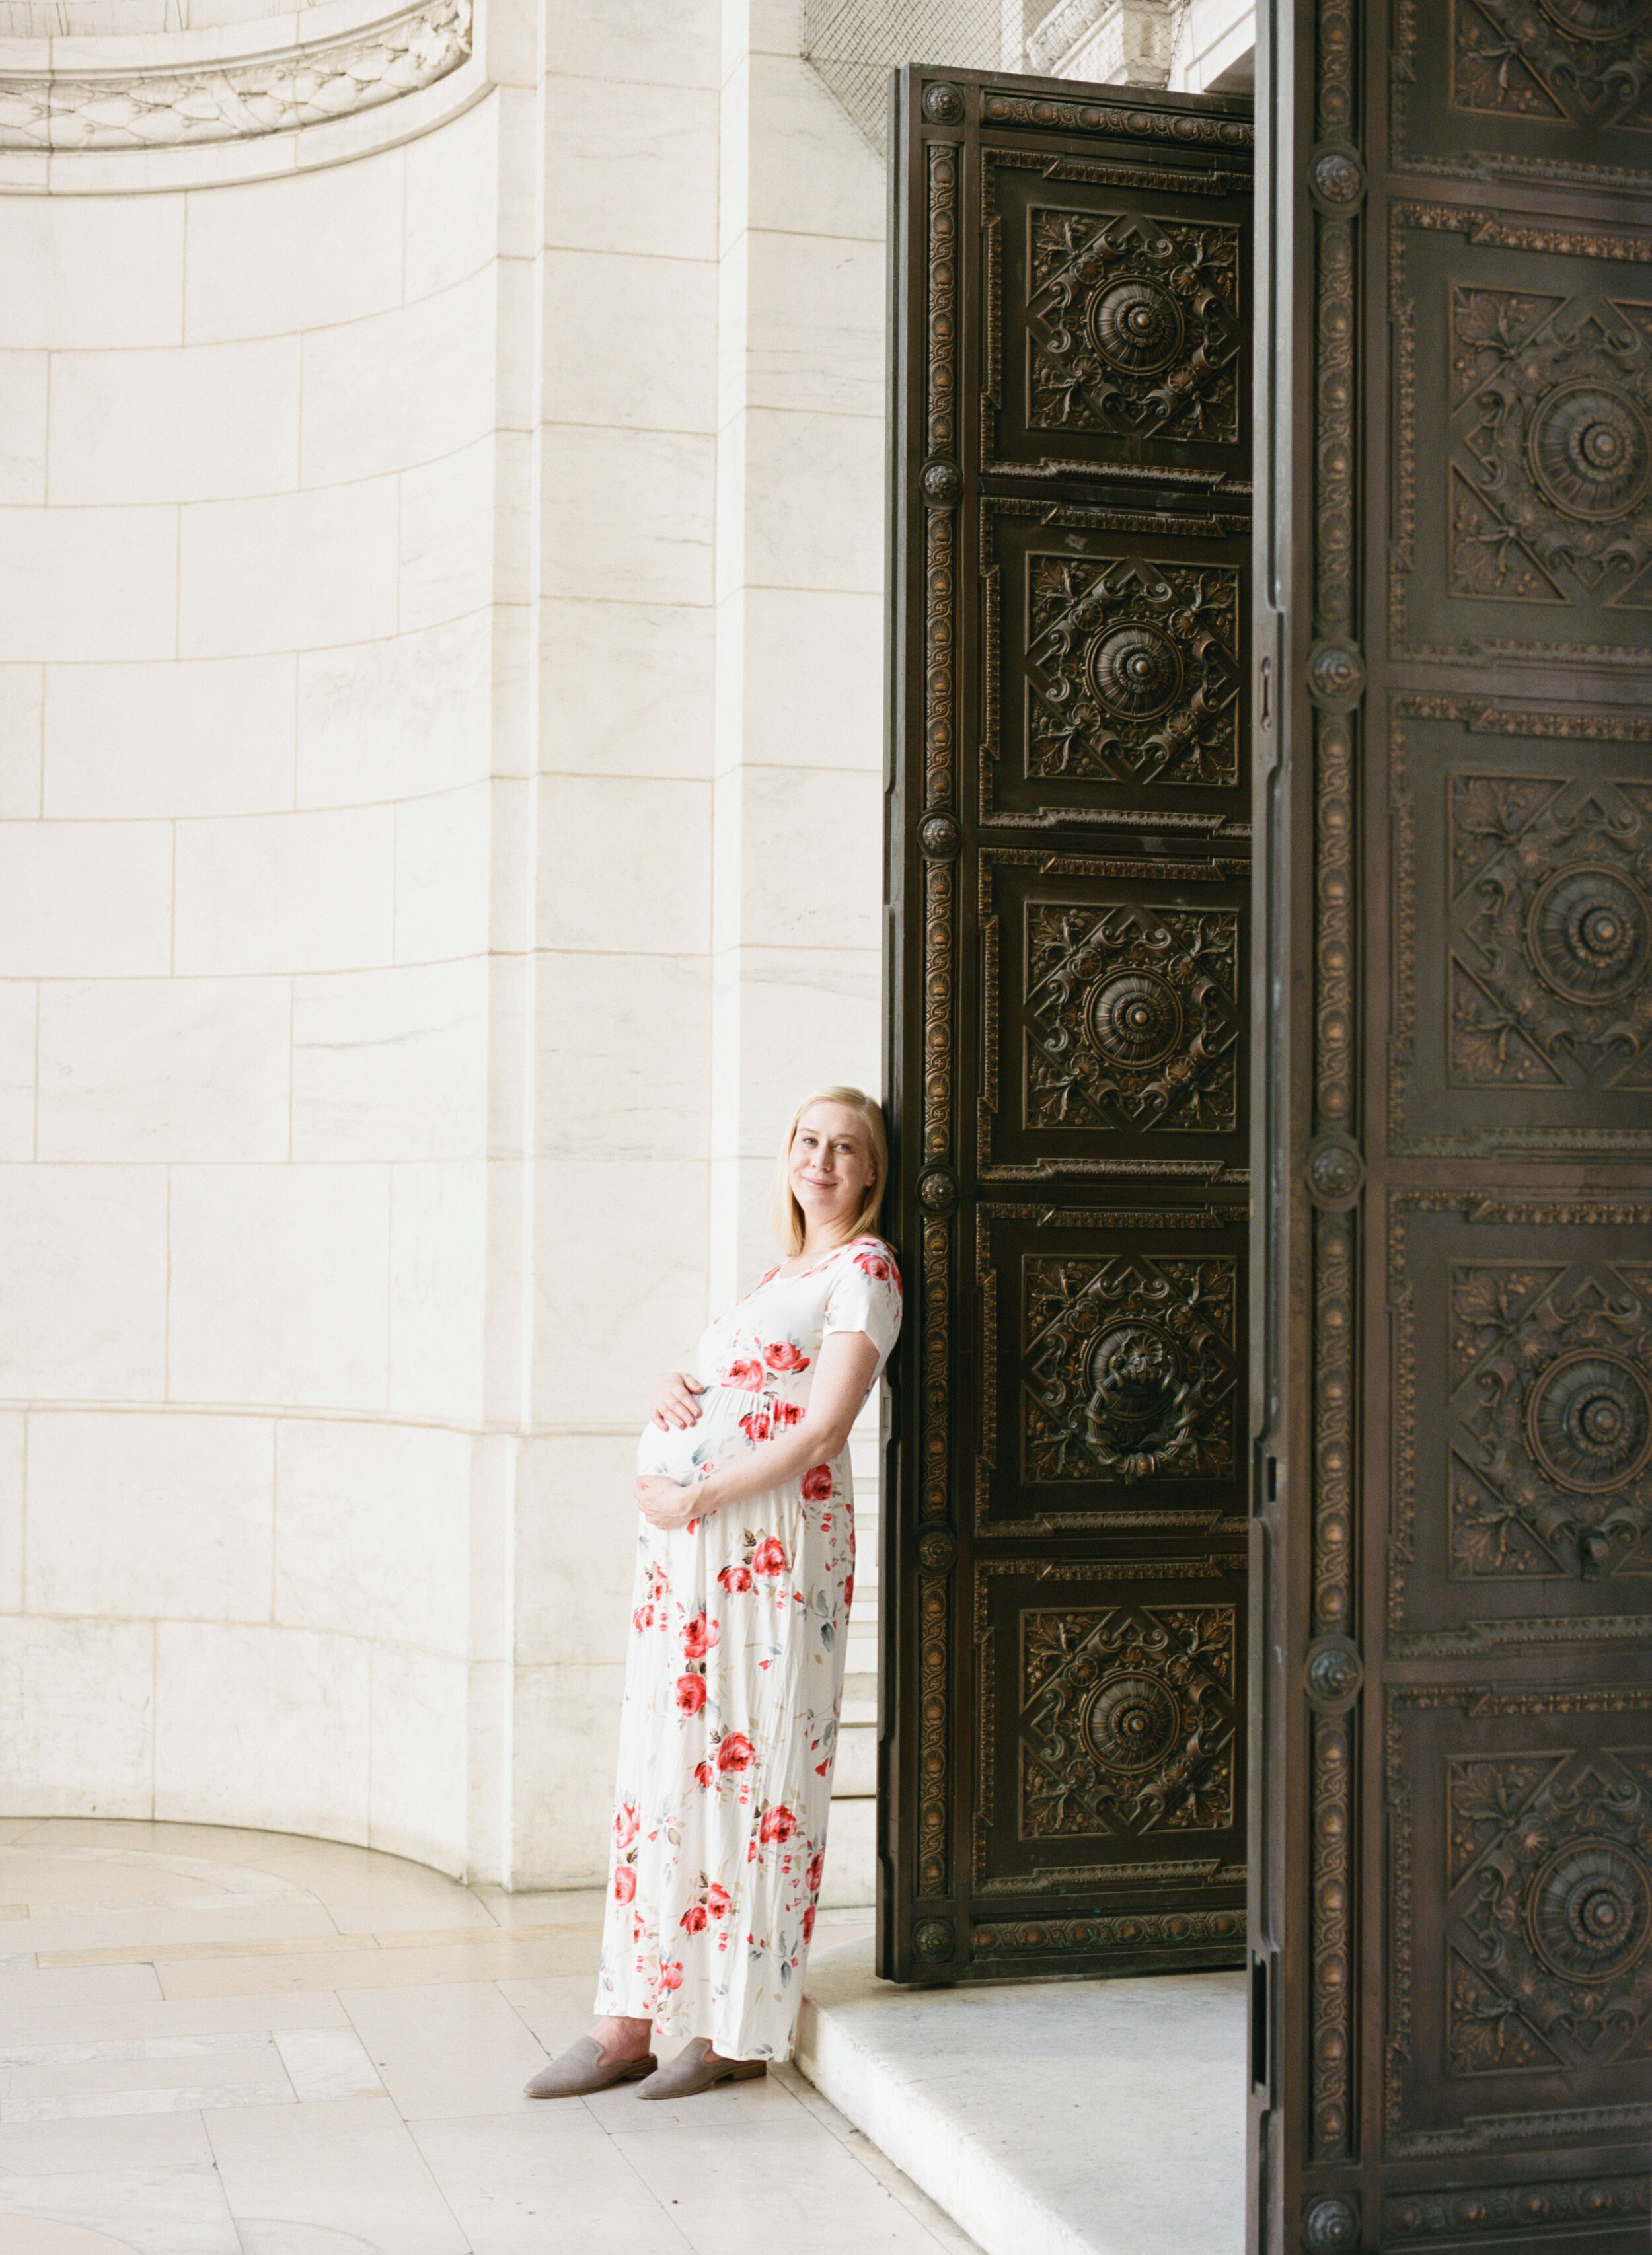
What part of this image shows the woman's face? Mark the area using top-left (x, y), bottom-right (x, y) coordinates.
top-left (788, 1102), bottom-right (876, 1238)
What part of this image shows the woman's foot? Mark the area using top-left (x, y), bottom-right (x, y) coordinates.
top-left (591, 2014), bottom-right (653, 2065)
top-left (635, 2036), bottom-right (766, 2100)
top-left (522, 2015), bottom-right (656, 2098)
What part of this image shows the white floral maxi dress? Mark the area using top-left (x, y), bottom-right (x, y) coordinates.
top-left (595, 1236), bottom-right (902, 2062)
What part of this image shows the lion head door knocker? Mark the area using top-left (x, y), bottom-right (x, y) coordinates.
top-left (1083, 1321), bottom-right (1201, 1481)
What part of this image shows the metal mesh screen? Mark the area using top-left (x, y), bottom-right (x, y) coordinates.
top-left (799, 0), bottom-right (1022, 153)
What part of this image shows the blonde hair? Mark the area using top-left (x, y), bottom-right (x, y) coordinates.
top-left (769, 1086), bottom-right (891, 1257)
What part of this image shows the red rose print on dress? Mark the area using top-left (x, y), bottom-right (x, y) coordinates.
top-left (595, 1234), bottom-right (901, 2061)
top-left (682, 1612), bottom-right (718, 1660)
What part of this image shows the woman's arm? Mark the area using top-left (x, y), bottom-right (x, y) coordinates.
top-left (634, 1327), bottom-right (880, 1531)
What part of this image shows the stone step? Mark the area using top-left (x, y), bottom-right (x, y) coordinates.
top-left (818, 1796), bottom-right (874, 1909)
top-left (796, 1939), bottom-right (1247, 2255)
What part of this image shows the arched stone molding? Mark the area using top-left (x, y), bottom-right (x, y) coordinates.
top-left (0, 0), bottom-right (482, 190)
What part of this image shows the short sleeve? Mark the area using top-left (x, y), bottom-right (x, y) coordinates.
top-left (822, 1240), bottom-right (903, 1376)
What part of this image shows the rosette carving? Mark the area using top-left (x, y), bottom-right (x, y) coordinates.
top-left (1024, 554), bottom-right (1240, 788)
top-left (1448, 773), bottom-right (1652, 1093)
top-left (1025, 902), bottom-right (1240, 1134)
top-left (1447, 286), bottom-right (1652, 607)
top-left (1026, 206), bottom-right (1241, 444)
top-left (1449, 1261), bottom-right (1652, 1578)
top-left (1018, 1603), bottom-right (1237, 1838)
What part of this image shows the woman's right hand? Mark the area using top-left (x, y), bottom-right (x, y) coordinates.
top-left (650, 1370), bottom-right (705, 1432)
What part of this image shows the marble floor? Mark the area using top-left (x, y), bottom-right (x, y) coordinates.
top-left (0, 1818), bottom-right (980, 2255)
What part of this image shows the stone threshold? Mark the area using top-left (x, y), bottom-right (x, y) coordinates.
top-left (796, 1937), bottom-right (1246, 2255)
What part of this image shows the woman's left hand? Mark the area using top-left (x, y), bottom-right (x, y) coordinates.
top-left (634, 1475), bottom-right (706, 1532)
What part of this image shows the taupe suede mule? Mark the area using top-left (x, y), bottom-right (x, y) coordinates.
top-left (635, 2038), bottom-right (765, 2100)
top-left (523, 2036), bottom-right (657, 2098)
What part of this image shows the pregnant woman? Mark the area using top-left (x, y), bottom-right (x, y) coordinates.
top-left (527, 1086), bottom-right (901, 2103)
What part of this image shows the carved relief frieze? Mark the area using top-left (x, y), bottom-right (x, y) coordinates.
top-left (1450, 1261), bottom-right (1652, 1581)
top-left (1452, 0), bottom-right (1652, 135)
top-left (1449, 772), bottom-right (1652, 1093)
top-left (1448, 286), bottom-right (1652, 609)
top-left (1024, 205), bottom-right (1242, 445)
top-left (1024, 1251), bottom-right (1238, 1485)
top-left (1392, 210), bottom-right (1652, 663)
top-left (979, 502), bottom-right (1251, 831)
top-left (1390, 705), bottom-right (1652, 1152)
top-left (1446, 1745), bottom-right (1652, 2076)
top-left (1386, 1687), bottom-right (1652, 2155)
top-left (1396, 0), bottom-right (1652, 186)
top-left (0, 0), bottom-right (470, 151)
top-left (1018, 1602), bottom-right (1237, 1839)
top-left (1025, 902), bottom-right (1240, 1135)
top-left (1024, 554), bottom-right (1240, 788)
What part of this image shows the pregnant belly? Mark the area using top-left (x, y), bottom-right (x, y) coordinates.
top-left (634, 1387), bottom-right (764, 1486)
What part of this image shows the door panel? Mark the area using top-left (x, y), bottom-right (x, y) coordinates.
top-left (883, 67), bottom-right (1253, 1988)
top-left (981, 498), bottom-right (1252, 829)
top-left (1254, 0), bottom-right (1652, 2237)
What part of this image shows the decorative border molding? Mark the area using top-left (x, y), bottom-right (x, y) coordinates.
top-left (0, 0), bottom-right (469, 150)
top-left (979, 87), bottom-right (1254, 149)
top-left (973, 1905), bottom-right (1246, 1954)
top-left (916, 132), bottom-right (959, 1906)
top-left (1308, 0), bottom-right (1361, 2171)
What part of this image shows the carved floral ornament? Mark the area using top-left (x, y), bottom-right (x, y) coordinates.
top-left (1025, 205), bottom-right (1242, 445)
top-left (0, 0), bottom-right (471, 151)
top-left (1018, 1602), bottom-right (1237, 1840)
top-left (1452, 0), bottom-right (1652, 132)
top-left (1448, 772), bottom-right (1652, 1093)
top-left (1024, 553), bottom-right (1241, 790)
top-left (1449, 1259), bottom-right (1652, 1580)
top-left (1446, 1744), bottom-right (1652, 2077)
top-left (1448, 286), bottom-right (1652, 610)
top-left (1024, 901), bottom-right (1240, 1136)
top-left (1023, 1252), bottom-right (1238, 1487)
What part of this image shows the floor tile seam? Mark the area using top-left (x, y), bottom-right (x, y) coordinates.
top-left (198, 2075), bottom-right (478, 2253)
top-left (35, 1919), bottom-right (595, 1968)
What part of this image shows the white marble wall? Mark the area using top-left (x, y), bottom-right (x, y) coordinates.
top-left (0, 79), bottom-right (523, 1878)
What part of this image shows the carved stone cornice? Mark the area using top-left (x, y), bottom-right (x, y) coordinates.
top-left (0, 0), bottom-right (470, 151)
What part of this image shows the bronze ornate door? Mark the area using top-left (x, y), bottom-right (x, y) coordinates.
top-left (1253, 0), bottom-right (1652, 2242)
top-left (882, 66), bottom-right (1256, 1985)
